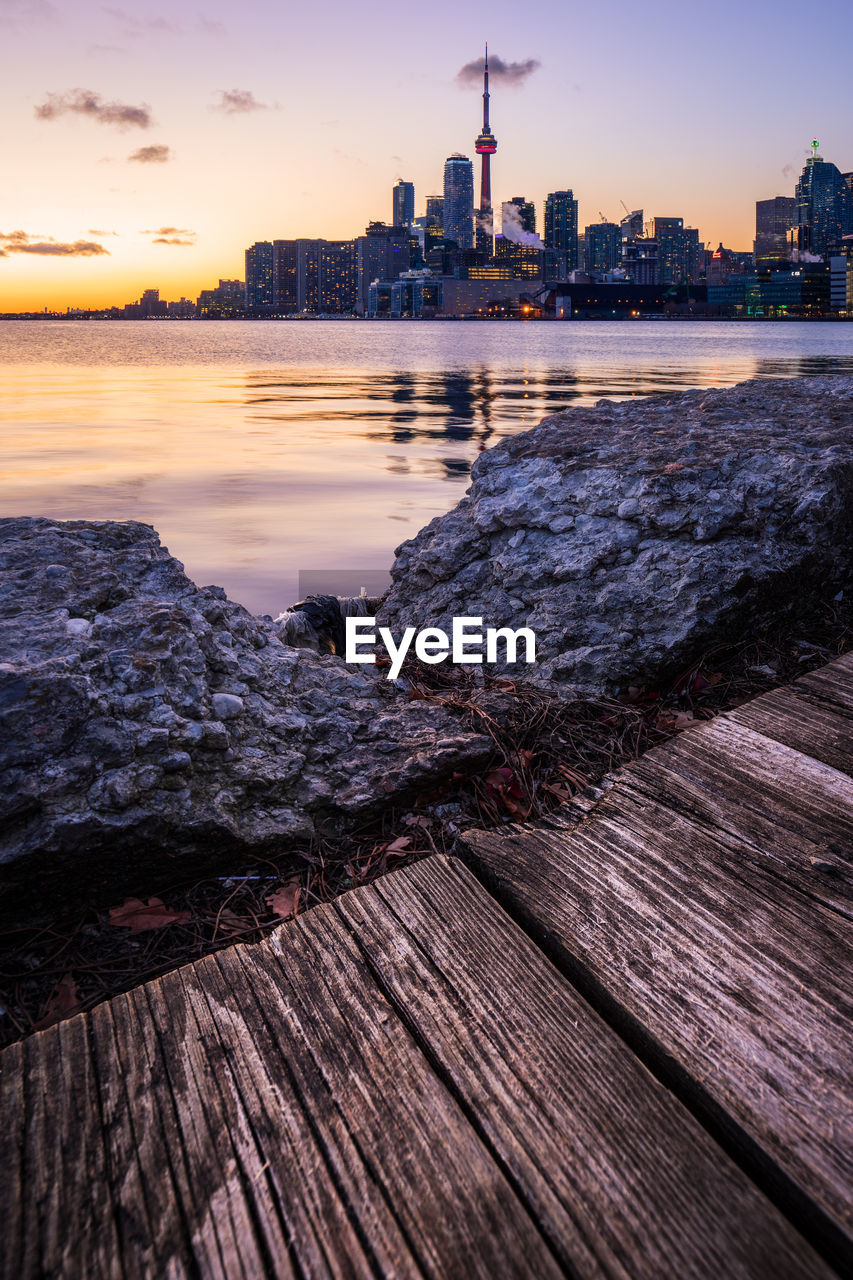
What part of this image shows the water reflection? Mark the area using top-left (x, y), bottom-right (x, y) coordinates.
top-left (2, 320), bottom-right (852, 615)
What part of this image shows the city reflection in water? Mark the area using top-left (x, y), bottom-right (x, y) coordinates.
top-left (2, 319), bottom-right (852, 614)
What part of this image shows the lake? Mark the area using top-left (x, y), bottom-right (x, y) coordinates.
top-left (2, 319), bottom-right (852, 614)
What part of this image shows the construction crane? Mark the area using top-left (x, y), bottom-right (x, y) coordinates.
top-left (620, 200), bottom-right (631, 216)
top-left (598, 210), bottom-right (609, 223)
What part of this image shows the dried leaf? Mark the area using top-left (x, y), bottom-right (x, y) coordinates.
top-left (655, 709), bottom-right (696, 733)
top-left (109, 896), bottom-right (190, 932)
top-left (33, 973), bottom-right (80, 1030)
top-left (385, 836), bottom-right (411, 854)
top-left (266, 880), bottom-right (301, 919)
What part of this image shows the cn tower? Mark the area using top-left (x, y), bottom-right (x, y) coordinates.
top-left (474, 43), bottom-right (497, 254)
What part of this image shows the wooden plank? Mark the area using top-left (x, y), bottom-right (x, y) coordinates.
top-left (0, 1040), bottom-right (26, 1279)
top-left (462, 796), bottom-right (853, 1272)
top-left (726, 685), bottom-right (853, 776)
top-left (233, 907), bottom-right (564, 1280)
top-left (620, 722), bottom-right (853, 915)
top-left (336, 855), bottom-right (831, 1280)
top-left (794, 652), bottom-right (853, 715)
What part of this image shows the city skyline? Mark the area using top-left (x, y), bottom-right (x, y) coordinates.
top-left (1, 0), bottom-right (852, 310)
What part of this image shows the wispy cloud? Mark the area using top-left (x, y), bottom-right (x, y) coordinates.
top-left (88, 228), bottom-right (119, 236)
top-left (141, 226), bottom-right (196, 246)
top-left (0, 230), bottom-right (110, 256)
top-left (103, 6), bottom-right (179, 36)
top-left (198, 14), bottom-right (224, 35)
top-left (128, 143), bottom-right (171, 163)
top-left (35, 88), bottom-right (152, 129)
top-left (212, 88), bottom-right (270, 114)
top-left (456, 53), bottom-right (541, 88)
top-left (0, 0), bottom-right (55, 30)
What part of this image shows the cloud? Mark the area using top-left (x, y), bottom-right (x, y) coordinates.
top-left (0, 0), bottom-right (55, 29)
top-left (103, 6), bottom-right (179, 36)
top-left (198, 15), bottom-right (224, 35)
top-left (128, 143), bottom-right (171, 163)
top-left (456, 53), bottom-right (541, 88)
top-left (141, 226), bottom-right (196, 246)
top-left (88, 228), bottom-right (119, 236)
top-left (0, 230), bottom-right (110, 256)
top-left (35, 88), bottom-right (151, 129)
top-left (213, 88), bottom-right (269, 114)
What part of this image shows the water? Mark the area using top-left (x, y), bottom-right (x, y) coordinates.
top-left (2, 319), bottom-right (852, 614)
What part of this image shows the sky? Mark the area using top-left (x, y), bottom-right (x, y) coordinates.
top-left (1, 0), bottom-right (852, 311)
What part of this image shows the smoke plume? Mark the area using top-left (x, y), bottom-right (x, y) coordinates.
top-left (456, 54), bottom-right (540, 88)
top-left (501, 204), bottom-right (545, 249)
top-left (35, 89), bottom-right (151, 129)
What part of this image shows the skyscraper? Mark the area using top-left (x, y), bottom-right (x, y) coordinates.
top-left (355, 222), bottom-right (411, 314)
top-left (474, 45), bottom-right (497, 256)
top-left (654, 217), bottom-right (700, 285)
top-left (584, 222), bottom-right (621, 275)
top-left (544, 190), bottom-right (578, 277)
top-left (245, 241), bottom-right (274, 313)
top-left (443, 154), bottom-right (474, 250)
top-left (754, 197), bottom-right (796, 266)
top-left (392, 180), bottom-right (415, 229)
top-left (795, 141), bottom-right (853, 258)
top-left (506, 197), bottom-right (535, 233)
top-left (425, 195), bottom-right (444, 228)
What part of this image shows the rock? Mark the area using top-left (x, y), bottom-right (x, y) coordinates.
top-left (379, 376), bottom-right (853, 693)
top-left (0, 518), bottom-right (491, 918)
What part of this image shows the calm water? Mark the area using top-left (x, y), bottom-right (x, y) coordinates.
top-left (2, 319), bottom-right (852, 614)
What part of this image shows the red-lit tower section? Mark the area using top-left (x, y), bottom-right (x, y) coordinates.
top-left (474, 44), bottom-right (497, 246)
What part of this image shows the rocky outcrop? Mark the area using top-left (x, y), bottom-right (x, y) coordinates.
top-left (0, 518), bottom-right (490, 915)
top-left (380, 377), bottom-right (853, 691)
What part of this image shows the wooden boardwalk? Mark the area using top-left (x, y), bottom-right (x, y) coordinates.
top-left (2, 657), bottom-right (852, 1278)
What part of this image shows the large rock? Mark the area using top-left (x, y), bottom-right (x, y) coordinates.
top-left (0, 518), bottom-right (490, 916)
top-left (380, 376), bottom-right (853, 691)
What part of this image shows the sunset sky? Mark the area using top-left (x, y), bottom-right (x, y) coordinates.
top-left (2, 0), bottom-right (851, 311)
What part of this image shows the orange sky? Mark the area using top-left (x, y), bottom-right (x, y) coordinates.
top-left (2, 0), bottom-right (851, 311)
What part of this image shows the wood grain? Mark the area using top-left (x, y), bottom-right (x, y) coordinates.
top-left (336, 854), bottom-right (831, 1279)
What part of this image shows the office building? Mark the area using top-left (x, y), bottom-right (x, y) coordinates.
top-left (622, 237), bottom-right (658, 285)
top-left (392, 180), bottom-right (415, 229)
top-left (505, 196), bottom-right (535, 233)
top-left (245, 241), bottom-right (274, 313)
top-left (584, 222), bottom-right (621, 275)
top-left (493, 234), bottom-right (542, 278)
top-left (425, 195), bottom-right (444, 227)
top-left (197, 279), bottom-right (245, 318)
top-left (620, 210), bottom-right (644, 242)
top-left (272, 240), bottom-right (298, 311)
top-left (795, 140), bottom-right (853, 258)
top-left (356, 222), bottom-right (412, 314)
top-left (544, 190), bottom-right (579, 277)
top-left (654, 217), bottom-right (698, 285)
top-left (754, 196), bottom-right (796, 265)
top-left (444, 154), bottom-right (475, 250)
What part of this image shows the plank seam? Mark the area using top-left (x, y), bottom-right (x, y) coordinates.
top-left (330, 884), bottom-right (586, 1280)
top-left (456, 839), bottom-right (852, 1277)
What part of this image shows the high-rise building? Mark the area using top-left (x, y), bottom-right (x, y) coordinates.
top-left (245, 241), bottom-right (274, 313)
top-left (622, 238), bottom-right (658, 285)
top-left (583, 222), bottom-right (621, 275)
top-left (620, 210), bottom-right (644, 242)
top-left (443, 154), bottom-right (474, 250)
top-left (272, 240), bottom-right (298, 312)
top-left (506, 197), bottom-right (535, 233)
top-left (544, 190), bottom-right (578, 277)
top-left (654, 217), bottom-right (700, 285)
top-left (474, 45), bottom-right (498, 257)
top-left (392, 180), bottom-right (415, 229)
top-left (493, 235), bottom-right (542, 278)
top-left (425, 195), bottom-right (444, 227)
top-left (356, 222), bottom-right (412, 314)
top-left (795, 140), bottom-right (853, 258)
top-left (754, 196), bottom-right (796, 265)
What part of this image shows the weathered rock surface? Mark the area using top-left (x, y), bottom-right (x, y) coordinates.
top-left (0, 518), bottom-right (489, 913)
top-left (380, 376), bottom-right (853, 692)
